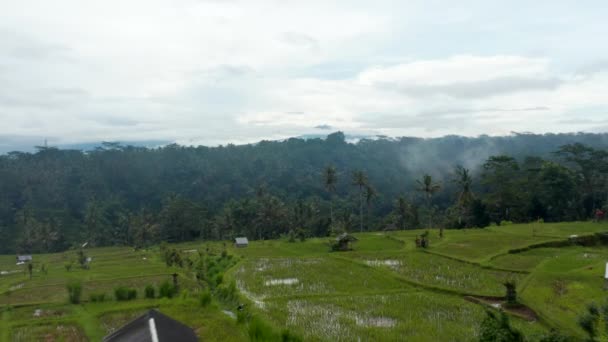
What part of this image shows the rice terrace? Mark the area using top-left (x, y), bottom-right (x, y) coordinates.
top-left (1, 221), bottom-right (607, 341)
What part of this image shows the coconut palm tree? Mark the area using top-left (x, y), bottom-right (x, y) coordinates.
top-left (453, 165), bottom-right (474, 226)
top-left (416, 174), bottom-right (442, 236)
top-left (364, 184), bottom-right (376, 230)
top-left (323, 166), bottom-right (338, 223)
top-left (352, 170), bottom-right (368, 232)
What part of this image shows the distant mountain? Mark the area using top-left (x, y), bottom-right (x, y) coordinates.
top-left (0, 137), bottom-right (170, 154)
top-left (295, 133), bottom-right (384, 143)
top-left (57, 140), bottom-right (170, 151)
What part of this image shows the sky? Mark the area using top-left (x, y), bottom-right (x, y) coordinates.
top-left (0, 0), bottom-right (607, 151)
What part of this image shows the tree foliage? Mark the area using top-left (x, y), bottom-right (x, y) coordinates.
top-left (0, 132), bottom-right (606, 252)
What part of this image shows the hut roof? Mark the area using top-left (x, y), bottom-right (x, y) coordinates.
top-left (336, 233), bottom-right (358, 242)
top-left (16, 255), bottom-right (32, 261)
top-left (103, 309), bottom-right (197, 342)
top-left (235, 237), bottom-right (249, 245)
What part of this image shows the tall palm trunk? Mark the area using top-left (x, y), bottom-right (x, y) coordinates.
top-left (359, 186), bottom-right (363, 232)
top-left (330, 194), bottom-right (334, 224)
top-left (426, 194), bottom-right (432, 229)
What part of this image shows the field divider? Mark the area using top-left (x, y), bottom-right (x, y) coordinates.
top-left (485, 232), bottom-right (607, 264)
top-left (419, 249), bottom-right (530, 274)
top-left (328, 254), bottom-right (503, 298)
top-left (8, 272), bottom-right (180, 290)
top-left (262, 287), bottom-right (420, 302)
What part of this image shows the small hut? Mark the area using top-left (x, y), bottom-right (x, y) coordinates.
top-left (16, 255), bottom-right (32, 264)
top-left (103, 309), bottom-right (197, 342)
top-left (332, 233), bottom-right (358, 251)
top-left (234, 237), bottom-right (249, 248)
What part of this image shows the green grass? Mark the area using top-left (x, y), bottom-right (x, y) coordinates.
top-left (490, 248), bottom-right (562, 271)
top-left (234, 256), bottom-right (406, 300)
top-left (343, 251), bottom-right (525, 296)
top-left (428, 229), bottom-right (558, 262)
top-left (1, 221), bottom-right (607, 341)
top-left (518, 246), bottom-right (608, 337)
top-left (262, 291), bottom-right (546, 342)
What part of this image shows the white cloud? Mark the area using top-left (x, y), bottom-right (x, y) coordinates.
top-left (0, 1), bottom-right (606, 150)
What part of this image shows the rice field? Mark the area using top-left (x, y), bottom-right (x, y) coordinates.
top-left (345, 251), bottom-right (525, 296)
top-left (262, 291), bottom-right (547, 341)
top-left (235, 257), bottom-right (406, 302)
top-left (1, 221), bottom-right (607, 341)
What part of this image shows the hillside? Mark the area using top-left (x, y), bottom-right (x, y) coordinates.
top-left (1, 132), bottom-right (608, 255)
top-left (1, 221), bottom-right (607, 341)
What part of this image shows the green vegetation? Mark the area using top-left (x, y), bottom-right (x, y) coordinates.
top-left (0, 221), bottom-right (607, 340)
top-left (1, 134), bottom-right (607, 256)
top-left (158, 281), bottom-right (178, 299)
top-left (144, 284), bottom-right (155, 299)
top-left (89, 293), bottom-right (106, 302)
top-left (66, 281), bottom-right (82, 304)
top-left (114, 286), bottom-right (137, 301)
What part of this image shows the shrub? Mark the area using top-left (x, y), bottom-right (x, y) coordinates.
top-left (479, 310), bottom-right (523, 342)
top-left (215, 274), bottom-right (224, 286)
top-left (248, 317), bottom-right (275, 341)
top-left (503, 281), bottom-right (518, 305)
top-left (158, 281), bottom-right (177, 298)
top-left (77, 249), bottom-right (88, 269)
top-left (64, 262), bottom-right (73, 272)
top-left (217, 280), bottom-right (238, 303)
top-left (199, 291), bottom-right (212, 307)
top-left (144, 285), bottom-right (155, 299)
top-left (66, 281), bottom-right (82, 304)
top-left (114, 286), bottom-right (137, 301)
top-left (128, 288), bottom-right (137, 300)
top-left (89, 293), bottom-right (106, 302)
top-left (162, 248), bottom-right (183, 267)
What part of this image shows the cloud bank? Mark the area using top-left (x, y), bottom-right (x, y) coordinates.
top-left (0, 0), bottom-right (607, 151)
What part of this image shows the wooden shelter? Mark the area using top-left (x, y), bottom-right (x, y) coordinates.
top-left (234, 237), bottom-right (249, 248)
top-left (16, 255), bottom-right (32, 263)
top-left (332, 233), bottom-right (358, 251)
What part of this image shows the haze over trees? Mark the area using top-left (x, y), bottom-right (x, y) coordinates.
top-left (0, 132), bottom-right (607, 254)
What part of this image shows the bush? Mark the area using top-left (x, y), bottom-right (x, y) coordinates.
top-left (248, 317), bottom-right (274, 341)
top-left (145, 285), bottom-right (155, 299)
top-left (479, 310), bottom-right (524, 342)
top-left (114, 286), bottom-right (137, 301)
top-left (158, 281), bottom-right (177, 298)
top-left (89, 293), bottom-right (106, 302)
top-left (199, 291), bottom-right (212, 307)
top-left (66, 281), bottom-right (82, 304)
top-left (215, 274), bottom-right (224, 286)
top-left (504, 280), bottom-right (518, 305)
top-left (128, 288), bottom-right (137, 300)
top-left (217, 280), bottom-right (238, 303)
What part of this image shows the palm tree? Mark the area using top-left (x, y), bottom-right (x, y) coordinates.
top-left (323, 166), bottom-right (338, 223)
top-left (364, 184), bottom-right (376, 230)
top-left (453, 165), bottom-right (474, 226)
top-left (416, 174), bottom-right (442, 236)
top-left (352, 170), bottom-right (368, 232)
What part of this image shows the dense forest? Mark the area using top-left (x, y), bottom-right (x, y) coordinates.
top-left (1, 132), bottom-right (607, 254)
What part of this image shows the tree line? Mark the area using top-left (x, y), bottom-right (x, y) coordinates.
top-left (0, 132), bottom-right (607, 254)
